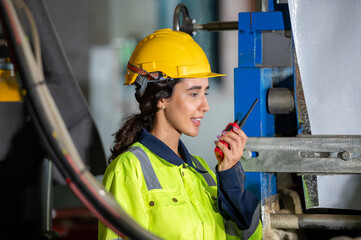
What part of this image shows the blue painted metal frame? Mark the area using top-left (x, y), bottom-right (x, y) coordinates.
top-left (235, 11), bottom-right (291, 202)
top-left (238, 12), bottom-right (287, 68)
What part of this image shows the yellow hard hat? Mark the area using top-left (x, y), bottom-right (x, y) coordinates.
top-left (125, 28), bottom-right (225, 85)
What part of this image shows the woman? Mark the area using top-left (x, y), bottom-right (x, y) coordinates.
top-left (98, 29), bottom-right (262, 240)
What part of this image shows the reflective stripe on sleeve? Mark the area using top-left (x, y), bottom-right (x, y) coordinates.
top-left (224, 203), bottom-right (261, 239)
top-left (128, 146), bottom-right (162, 190)
top-left (242, 203), bottom-right (261, 240)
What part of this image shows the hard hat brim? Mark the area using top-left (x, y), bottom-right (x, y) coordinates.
top-left (125, 71), bottom-right (226, 85)
top-left (184, 72), bottom-right (226, 79)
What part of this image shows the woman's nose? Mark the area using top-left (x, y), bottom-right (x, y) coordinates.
top-left (200, 95), bottom-right (209, 112)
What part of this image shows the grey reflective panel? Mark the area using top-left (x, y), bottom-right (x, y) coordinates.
top-left (224, 204), bottom-right (260, 239)
top-left (128, 147), bottom-right (162, 190)
top-left (242, 203), bottom-right (260, 240)
top-left (191, 156), bottom-right (216, 187)
top-left (224, 219), bottom-right (239, 237)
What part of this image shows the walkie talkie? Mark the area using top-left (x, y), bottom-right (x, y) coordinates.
top-left (214, 99), bottom-right (258, 161)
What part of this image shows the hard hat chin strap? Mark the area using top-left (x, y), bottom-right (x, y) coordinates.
top-left (127, 62), bottom-right (161, 80)
top-left (128, 62), bottom-right (175, 99)
top-left (135, 75), bottom-right (155, 100)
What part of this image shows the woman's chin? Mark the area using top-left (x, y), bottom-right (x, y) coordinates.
top-left (184, 130), bottom-right (199, 137)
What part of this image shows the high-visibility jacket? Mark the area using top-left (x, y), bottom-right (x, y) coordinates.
top-left (99, 129), bottom-right (262, 240)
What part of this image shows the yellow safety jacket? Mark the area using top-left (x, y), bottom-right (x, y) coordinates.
top-left (99, 130), bottom-right (262, 240)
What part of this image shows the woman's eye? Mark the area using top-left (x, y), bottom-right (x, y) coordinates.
top-left (189, 92), bottom-right (208, 97)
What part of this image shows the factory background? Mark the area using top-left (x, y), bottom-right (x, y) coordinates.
top-left (1, 0), bottom-right (361, 239)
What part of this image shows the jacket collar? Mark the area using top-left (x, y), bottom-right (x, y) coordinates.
top-left (138, 128), bottom-right (203, 172)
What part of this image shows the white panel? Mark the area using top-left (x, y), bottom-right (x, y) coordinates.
top-left (289, 0), bottom-right (361, 210)
top-left (317, 175), bottom-right (361, 210)
top-left (289, 0), bottom-right (361, 135)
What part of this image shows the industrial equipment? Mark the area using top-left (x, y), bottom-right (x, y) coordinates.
top-left (0, 0), bottom-right (159, 239)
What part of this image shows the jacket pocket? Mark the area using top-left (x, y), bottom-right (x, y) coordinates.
top-left (142, 188), bottom-right (186, 209)
top-left (142, 189), bottom-right (197, 239)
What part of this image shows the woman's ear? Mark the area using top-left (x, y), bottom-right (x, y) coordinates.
top-left (157, 98), bottom-right (167, 109)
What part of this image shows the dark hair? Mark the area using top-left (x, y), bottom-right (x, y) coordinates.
top-left (109, 78), bottom-right (182, 162)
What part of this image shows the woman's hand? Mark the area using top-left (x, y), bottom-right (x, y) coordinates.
top-left (214, 126), bottom-right (247, 172)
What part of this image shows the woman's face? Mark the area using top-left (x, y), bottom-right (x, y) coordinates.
top-left (162, 78), bottom-right (210, 137)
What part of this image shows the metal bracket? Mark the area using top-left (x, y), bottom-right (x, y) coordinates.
top-left (242, 136), bottom-right (361, 173)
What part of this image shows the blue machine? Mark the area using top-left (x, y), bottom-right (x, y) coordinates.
top-left (235, 3), bottom-right (292, 203)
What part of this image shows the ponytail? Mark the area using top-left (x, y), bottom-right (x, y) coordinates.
top-left (109, 78), bottom-right (182, 163)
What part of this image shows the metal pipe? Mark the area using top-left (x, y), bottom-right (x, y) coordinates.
top-left (197, 21), bottom-right (238, 31)
top-left (267, 88), bottom-right (295, 114)
top-left (41, 158), bottom-right (53, 232)
top-left (271, 213), bottom-right (361, 230)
